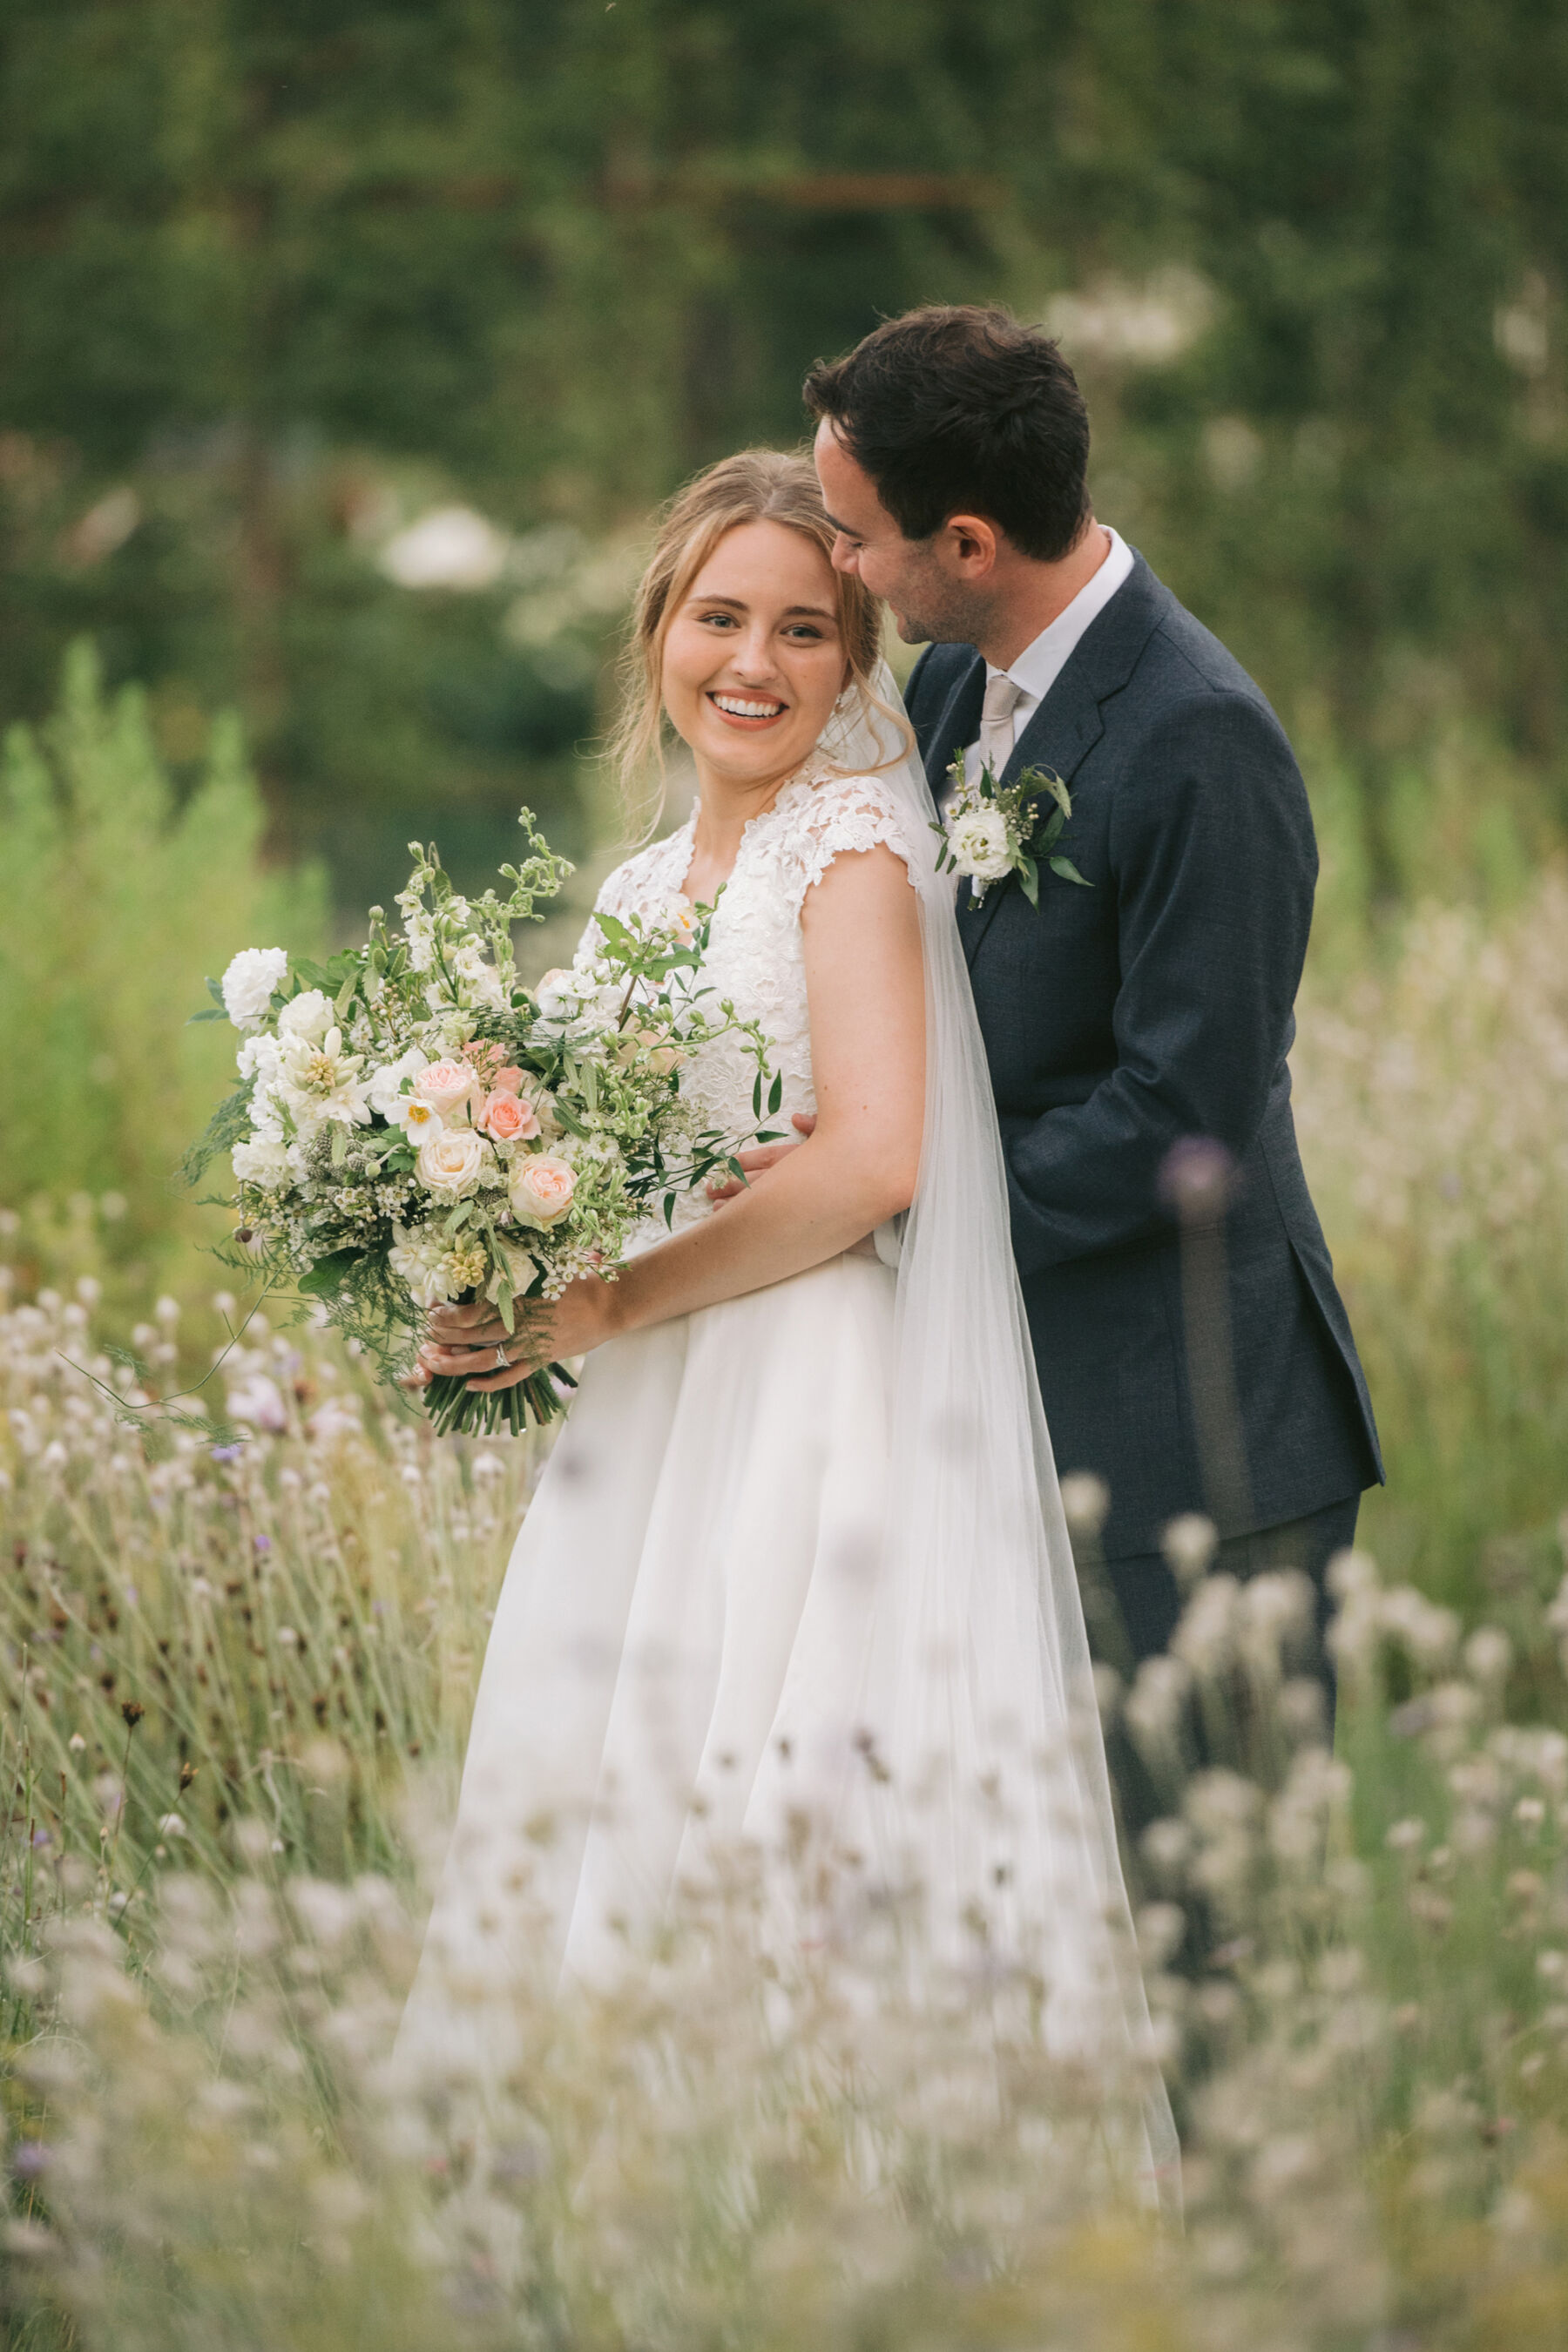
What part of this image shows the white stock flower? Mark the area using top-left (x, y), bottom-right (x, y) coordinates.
top-left (948, 807), bottom-right (1014, 882)
top-left (389, 1224), bottom-right (457, 1308)
top-left (533, 964), bottom-right (592, 1022)
top-left (232, 1136), bottom-right (289, 1189)
top-left (221, 947), bottom-right (288, 1031)
top-left (416, 1126), bottom-right (489, 1199)
top-left (236, 1033), bottom-right (282, 1085)
top-left (403, 912), bottom-right (436, 974)
top-left (452, 939), bottom-right (507, 1009)
top-left (277, 989), bottom-right (334, 1042)
top-left (488, 1234), bottom-right (538, 1301)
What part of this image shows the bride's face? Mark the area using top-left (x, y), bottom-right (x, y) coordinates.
top-left (661, 520), bottom-right (848, 790)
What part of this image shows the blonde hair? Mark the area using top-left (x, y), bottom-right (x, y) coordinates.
top-left (610, 449), bottom-right (909, 834)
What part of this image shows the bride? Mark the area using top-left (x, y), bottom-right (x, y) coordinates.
top-left (405, 449), bottom-right (1174, 2186)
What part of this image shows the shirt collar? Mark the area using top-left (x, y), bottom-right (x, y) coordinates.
top-left (985, 526), bottom-right (1134, 706)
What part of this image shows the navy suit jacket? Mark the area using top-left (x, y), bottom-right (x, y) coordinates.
top-left (907, 551), bottom-right (1382, 1560)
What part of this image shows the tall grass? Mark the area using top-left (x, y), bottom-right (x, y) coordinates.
top-left (0, 642), bottom-right (325, 1312)
top-left (2, 1273), bottom-right (1568, 2346)
top-left (1295, 793), bottom-right (1568, 1605)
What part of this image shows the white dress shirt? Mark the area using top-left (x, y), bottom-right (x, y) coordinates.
top-left (953, 526), bottom-right (1134, 793)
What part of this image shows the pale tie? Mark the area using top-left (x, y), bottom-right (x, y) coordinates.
top-left (979, 670), bottom-right (1024, 777)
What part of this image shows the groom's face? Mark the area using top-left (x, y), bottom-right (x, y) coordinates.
top-left (814, 418), bottom-right (982, 648)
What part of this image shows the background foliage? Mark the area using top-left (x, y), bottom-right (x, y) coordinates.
top-left (2, 0), bottom-right (1565, 904)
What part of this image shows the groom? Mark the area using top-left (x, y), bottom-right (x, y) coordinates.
top-left (804, 304), bottom-right (1382, 1691)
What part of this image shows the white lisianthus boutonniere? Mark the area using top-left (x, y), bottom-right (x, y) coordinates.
top-left (933, 751), bottom-right (1092, 910)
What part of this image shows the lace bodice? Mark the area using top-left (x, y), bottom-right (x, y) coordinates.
top-left (581, 768), bottom-right (918, 1236)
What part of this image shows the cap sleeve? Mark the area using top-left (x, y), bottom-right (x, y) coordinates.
top-left (782, 773), bottom-right (922, 909)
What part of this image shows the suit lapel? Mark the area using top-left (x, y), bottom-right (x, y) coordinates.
top-left (956, 552), bottom-right (1169, 967)
top-left (920, 654), bottom-right (985, 811)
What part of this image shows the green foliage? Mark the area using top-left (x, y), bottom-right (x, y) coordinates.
top-left (0, 642), bottom-right (325, 1299)
top-left (2, 1), bottom-right (1563, 903)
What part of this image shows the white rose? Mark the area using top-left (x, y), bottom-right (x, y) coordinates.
top-left (416, 1126), bottom-right (489, 1199)
top-left (948, 807), bottom-right (1014, 882)
top-left (232, 1136), bottom-right (289, 1188)
top-left (221, 947), bottom-right (288, 1031)
top-left (413, 1058), bottom-right (480, 1119)
top-left (508, 1152), bottom-right (576, 1229)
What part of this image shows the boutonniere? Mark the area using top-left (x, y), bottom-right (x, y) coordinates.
top-left (931, 749), bottom-right (1092, 909)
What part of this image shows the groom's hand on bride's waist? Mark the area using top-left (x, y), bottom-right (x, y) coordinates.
top-left (706, 1112), bottom-right (816, 1202)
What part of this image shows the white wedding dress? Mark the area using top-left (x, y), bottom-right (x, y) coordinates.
top-left (400, 722), bottom-right (1176, 2200)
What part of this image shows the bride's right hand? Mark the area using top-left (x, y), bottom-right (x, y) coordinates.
top-left (707, 1112), bottom-right (815, 1204)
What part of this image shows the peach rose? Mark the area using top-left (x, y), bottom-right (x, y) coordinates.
top-left (508, 1152), bottom-right (576, 1229)
top-left (414, 1059), bottom-right (478, 1119)
top-left (478, 1088), bottom-right (539, 1144)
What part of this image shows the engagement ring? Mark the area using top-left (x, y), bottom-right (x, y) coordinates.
top-left (492, 1345), bottom-right (509, 1370)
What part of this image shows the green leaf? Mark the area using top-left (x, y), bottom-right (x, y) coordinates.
top-left (752, 1073), bottom-right (762, 1119)
top-left (205, 974), bottom-right (226, 1009)
top-left (329, 1125), bottom-right (348, 1167)
top-left (186, 1006), bottom-right (229, 1024)
top-left (335, 968), bottom-right (359, 1020)
top-left (663, 1193), bottom-right (676, 1229)
top-left (767, 1071), bottom-right (783, 1116)
top-left (299, 1249), bottom-right (359, 1301)
top-left (1019, 855), bottom-right (1040, 909)
top-left (1050, 856), bottom-right (1092, 888)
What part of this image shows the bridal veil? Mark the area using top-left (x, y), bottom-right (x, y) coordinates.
top-left (813, 666), bottom-right (1179, 2204)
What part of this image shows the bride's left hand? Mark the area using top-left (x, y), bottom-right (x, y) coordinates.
top-left (416, 1276), bottom-right (616, 1393)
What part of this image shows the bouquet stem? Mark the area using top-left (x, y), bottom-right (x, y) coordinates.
top-left (422, 1363), bottom-right (577, 1438)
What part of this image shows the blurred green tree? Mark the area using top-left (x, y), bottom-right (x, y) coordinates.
top-left (0, 0), bottom-right (1564, 896)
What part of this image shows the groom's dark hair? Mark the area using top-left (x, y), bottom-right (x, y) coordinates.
top-left (804, 304), bottom-right (1092, 562)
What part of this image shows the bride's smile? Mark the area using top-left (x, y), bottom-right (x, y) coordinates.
top-left (660, 516), bottom-right (848, 806)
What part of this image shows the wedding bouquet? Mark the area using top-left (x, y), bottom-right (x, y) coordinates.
top-left (185, 814), bottom-right (779, 1436)
top-left (934, 750), bottom-right (1091, 909)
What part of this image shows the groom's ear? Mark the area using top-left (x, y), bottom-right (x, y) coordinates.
top-left (935, 513), bottom-right (1000, 581)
